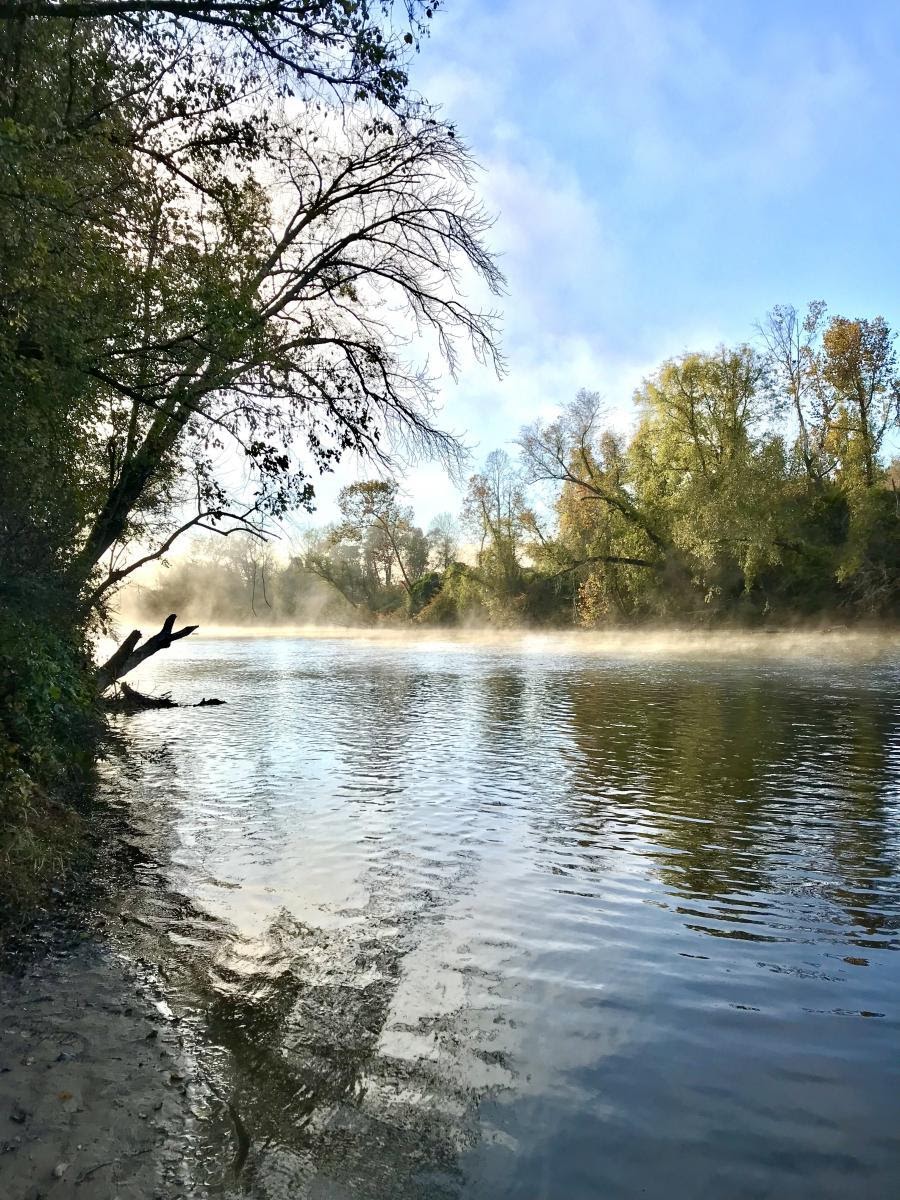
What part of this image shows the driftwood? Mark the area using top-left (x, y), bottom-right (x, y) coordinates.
top-left (97, 614), bottom-right (198, 691)
top-left (106, 682), bottom-right (178, 710)
top-left (105, 682), bottom-right (227, 710)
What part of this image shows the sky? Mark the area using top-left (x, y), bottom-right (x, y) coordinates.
top-left (290, 0), bottom-right (900, 535)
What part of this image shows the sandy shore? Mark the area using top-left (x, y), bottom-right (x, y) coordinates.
top-left (0, 937), bottom-right (203, 1199)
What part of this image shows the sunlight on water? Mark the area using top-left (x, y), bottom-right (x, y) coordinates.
top-left (98, 635), bottom-right (900, 1199)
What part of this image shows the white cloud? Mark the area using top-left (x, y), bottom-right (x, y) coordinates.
top-left (283, 0), bottom-right (896, 529)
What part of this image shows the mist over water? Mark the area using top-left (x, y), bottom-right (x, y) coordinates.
top-left (100, 633), bottom-right (900, 1198)
top-left (103, 620), bottom-right (900, 668)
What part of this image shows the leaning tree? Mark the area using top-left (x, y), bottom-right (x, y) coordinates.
top-left (0, 1), bottom-right (504, 684)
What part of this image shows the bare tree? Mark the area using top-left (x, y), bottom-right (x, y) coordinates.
top-left (426, 511), bottom-right (459, 569)
top-left (758, 301), bottom-right (829, 483)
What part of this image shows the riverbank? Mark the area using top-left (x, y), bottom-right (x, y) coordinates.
top-left (0, 933), bottom-right (199, 1199)
top-left (0, 607), bottom-right (101, 925)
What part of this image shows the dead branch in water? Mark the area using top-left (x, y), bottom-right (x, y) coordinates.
top-left (97, 614), bottom-right (198, 690)
top-left (105, 682), bottom-right (226, 710)
top-left (105, 682), bottom-right (177, 710)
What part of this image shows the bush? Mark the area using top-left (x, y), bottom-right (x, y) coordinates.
top-left (417, 563), bottom-right (490, 625)
top-left (406, 571), bottom-right (442, 616)
top-left (0, 610), bottom-right (99, 921)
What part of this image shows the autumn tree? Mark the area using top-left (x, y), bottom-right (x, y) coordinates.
top-left (760, 303), bottom-right (900, 492)
top-left (337, 480), bottom-right (426, 590)
top-left (819, 316), bottom-right (899, 490)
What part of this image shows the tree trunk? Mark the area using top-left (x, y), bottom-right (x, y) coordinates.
top-left (97, 613), bottom-right (198, 691)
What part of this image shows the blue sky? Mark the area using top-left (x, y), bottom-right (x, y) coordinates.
top-left (297, 0), bottom-right (900, 531)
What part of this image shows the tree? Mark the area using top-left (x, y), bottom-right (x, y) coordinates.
top-left (398, 522), bottom-right (430, 581)
top-left (0, 19), bottom-right (137, 613)
top-left (72, 114), bottom-right (501, 615)
top-left (518, 392), bottom-right (666, 619)
top-left (0, 1), bottom-right (442, 114)
top-left (212, 533), bottom-right (277, 615)
top-left (0, 5), bottom-right (503, 684)
top-left (758, 301), bottom-right (830, 484)
top-left (302, 528), bottom-right (375, 614)
top-left (631, 347), bottom-right (786, 601)
top-left (426, 511), bottom-right (459, 570)
top-left (336, 479), bottom-right (422, 591)
top-left (820, 316), bottom-right (899, 490)
top-left (461, 449), bottom-right (528, 614)
top-left (759, 304), bottom-right (900, 493)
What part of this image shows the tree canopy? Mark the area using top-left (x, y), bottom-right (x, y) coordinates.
top-left (280, 303), bottom-right (900, 628)
top-left (0, 0), bottom-right (502, 630)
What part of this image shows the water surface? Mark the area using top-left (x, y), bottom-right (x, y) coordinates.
top-left (104, 634), bottom-right (900, 1199)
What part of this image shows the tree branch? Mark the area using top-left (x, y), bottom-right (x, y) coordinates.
top-left (544, 554), bottom-right (663, 583)
top-left (97, 613), bottom-right (199, 690)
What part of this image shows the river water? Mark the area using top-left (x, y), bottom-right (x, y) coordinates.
top-left (102, 632), bottom-right (900, 1199)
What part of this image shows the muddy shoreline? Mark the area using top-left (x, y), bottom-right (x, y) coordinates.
top-left (0, 724), bottom-right (252, 1200)
top-left (0, 930), bottom-right (208, 1199)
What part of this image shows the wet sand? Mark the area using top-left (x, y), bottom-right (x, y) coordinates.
top-left (0, 938), bottom-right (198, 1199)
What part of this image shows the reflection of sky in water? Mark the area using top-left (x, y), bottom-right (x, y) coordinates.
top-left (103, 637), bottom-right (900, 1199)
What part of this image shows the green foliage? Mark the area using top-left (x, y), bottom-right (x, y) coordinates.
top-left (517, 315), bottom-right (899, 625)
top-left (301, 480), bottom-right (439, 615)
top-left (417, 563), bottom-right (489, 626)
top-left (406, 571), bottom-right (442, 616)
top-left (131, 306), bottom-right (900, 633)
top-left (0, 619), bottom-right (94, 777)
top-left (836, 488), bottom-right (900, 613)
top-left (0, 609), bottom-right (100, 918)
top-left (630, 347), bottom-right (785, 597)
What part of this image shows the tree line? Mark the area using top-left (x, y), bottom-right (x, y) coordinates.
top-left (135, 302), bottom-right (900, 630)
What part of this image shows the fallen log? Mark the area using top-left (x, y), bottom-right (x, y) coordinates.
top-left (105, 682), bottom-right (178, 711)
top-left (104, 682), bottom-right (227, 711)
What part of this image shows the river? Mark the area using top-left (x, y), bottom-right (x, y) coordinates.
top-left (99, 631), bottom-right (900, 1199)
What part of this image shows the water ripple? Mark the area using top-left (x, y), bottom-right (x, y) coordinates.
top-left (99, 635), bottom-right (900, 1199)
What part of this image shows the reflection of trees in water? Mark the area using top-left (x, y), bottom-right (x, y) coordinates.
top-left (331, 665), bottom-right (459, 799)
top-left (820, 691), bottom-right (900, 944)
top-left (298, 659), bottom-right (471, 811)
top-left (101, 657), bottom-right (900, 1196)
top-left (106, 684), bottom-right (509, 1200)
top-left (196, 856), bottom-right (507, 1199)
top-left (198, 917), bottom-right (461, 1196)
top-left (564, 669), bottom-right (900, 939)
top-left (469, 667), bottom-right (577, 800)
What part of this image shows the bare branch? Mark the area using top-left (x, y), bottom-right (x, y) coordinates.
top-left (97, 613), bottom-right (199, 689)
